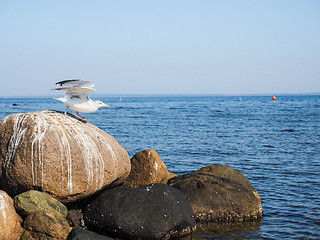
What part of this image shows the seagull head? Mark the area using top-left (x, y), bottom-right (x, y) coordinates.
top-left (95, 100), bottom-right (110, 108)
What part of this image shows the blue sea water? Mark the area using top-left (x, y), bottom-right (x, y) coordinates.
top-left (0, 95), bottom-right (319, 239)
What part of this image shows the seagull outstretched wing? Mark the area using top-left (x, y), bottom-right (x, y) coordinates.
top-left (52, 79), bottom-right (96, 102)
top-left (55, 79), bottom-right (95, 88)
top-left (52, 79), bottom-right (109, 121)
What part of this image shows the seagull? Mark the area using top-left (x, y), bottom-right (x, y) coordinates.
top-left (52, 79), bottom-right (109, 121)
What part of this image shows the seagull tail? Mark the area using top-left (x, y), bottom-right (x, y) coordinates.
top-left (54, 97), bottom-right (66, 103)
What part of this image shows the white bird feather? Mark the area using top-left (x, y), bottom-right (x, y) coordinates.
top-left (52, 79), bottom-right (109, 121)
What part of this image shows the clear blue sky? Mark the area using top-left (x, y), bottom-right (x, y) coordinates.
top-left (1, 0), bottom-right (319, 97)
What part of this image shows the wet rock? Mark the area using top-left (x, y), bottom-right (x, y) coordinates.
top-left (22, 211), bottom-right (72, 240)
top-left (195, 220), bottom-right (262, 238)
top-left (124, 149), bottom-right (171, 187)
top-left (168, 165), bottom-right (263, 222)
top-left (0, 190), bottom-right (23, 240)
top-left (0, 110), bottom-right (131, 203)
top-left (67, 226), bottom-right (113, 240)
top-left (83, 183), bottom-right (196, 240)
top-left (14, 190), bottom-right (68, 219)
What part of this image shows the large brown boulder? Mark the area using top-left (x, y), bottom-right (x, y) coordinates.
top-left (0, 190), bottom-right (23, 240)
top-left (168, 165), bottom-right (263, 222)
top-left (0, 110), bottom-right (131, 203)
top-left (124, 149), bottom-right (172, 187)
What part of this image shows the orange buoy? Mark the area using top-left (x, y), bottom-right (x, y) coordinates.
top-left (272, 96), bottom-right (276, 100)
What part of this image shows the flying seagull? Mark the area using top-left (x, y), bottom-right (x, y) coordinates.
top-left (52, 79), bottom-right (109, 121)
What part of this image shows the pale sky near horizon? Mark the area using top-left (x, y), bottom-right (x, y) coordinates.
top-left (1, 0), bottom-right (319, 97)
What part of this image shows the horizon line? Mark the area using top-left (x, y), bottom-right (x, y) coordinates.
top-left (1, 92), bottom-right (320, 98)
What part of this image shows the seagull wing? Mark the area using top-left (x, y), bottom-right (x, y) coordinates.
top-left (55, 79), bottom-right (95, 89)
top-left (53, 80), bottom-right (95, 101)
top-left (53, 87), bottom-right (96, 102)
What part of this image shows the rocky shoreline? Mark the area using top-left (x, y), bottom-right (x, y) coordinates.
top-left (0, 111), bottom-right (262, 240)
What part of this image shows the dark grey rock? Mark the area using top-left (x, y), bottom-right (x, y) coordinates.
top-left (68, 226), bottom-right (113, 240)
top-left (83, 183), bottom-right (196, 240)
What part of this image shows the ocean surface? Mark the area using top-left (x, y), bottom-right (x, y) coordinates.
top-left (0, 95), bottom-right (319, 239)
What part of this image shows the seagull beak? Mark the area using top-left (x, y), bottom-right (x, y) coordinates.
top-left (105, 104), bottom-right (110, 108)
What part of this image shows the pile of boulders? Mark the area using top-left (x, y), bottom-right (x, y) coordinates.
top-left (0, 111), bottom-right (262, 239)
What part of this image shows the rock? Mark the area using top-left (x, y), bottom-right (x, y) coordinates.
top-left (83, 183), bottom-right (196, 240)
top-left (124, 149), bottom-right (170, 187)
top-left (66, 209), bottom-right (85, 228)
top-left (67, 226), bottom-right (113, 240)
top-left (195, 220), bottom-right (262, 238)
top-left (0, 110), bottom-right (131, 203)
top-left (168, 165), bottom-right (263, 222)
top-left (20, 230), bottom-right (34, 240)
top-left (14, 190), bottom-right (68, 219)
top-left (0, 190), bottom-right (23, 240)
top-left (167, 171), bottom-right (178, 180)
top-left (22, 211), bottom-right (72, 240)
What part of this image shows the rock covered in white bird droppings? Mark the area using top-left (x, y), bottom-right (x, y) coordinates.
top-left (0, 110), bottom-right (131, 203)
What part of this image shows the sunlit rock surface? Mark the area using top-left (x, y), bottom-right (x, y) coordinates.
top-left (0, 190), bottom-right (23, 240)
top-left (168, 165), bottom-right (263, 222)
top-left (0, 110), bottom-right (131, 203)
top-left (13, 190), bottom-right (68, 219)
top-left (124, 149), bottom-right (172, 187)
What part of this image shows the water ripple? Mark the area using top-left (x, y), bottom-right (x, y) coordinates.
top-left (1, 95), bottom-right (319, 239)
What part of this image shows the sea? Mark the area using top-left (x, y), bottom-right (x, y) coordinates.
top-left (0, 95), bottom-right (319, 239)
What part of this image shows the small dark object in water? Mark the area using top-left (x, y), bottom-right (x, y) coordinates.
top-left (281, 129), bottom-right (295, 132)
top-left (263, 145), bottom-right (275, 148)
top-left (13, 103), bottom-right (18, 106)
